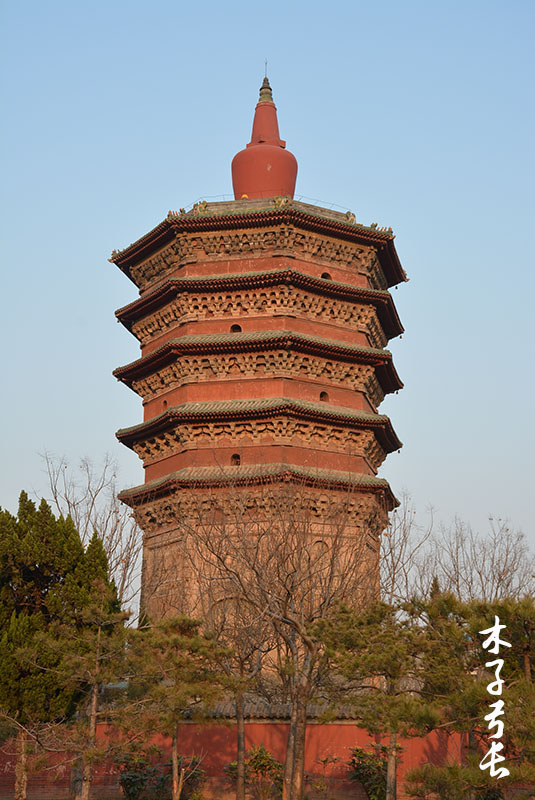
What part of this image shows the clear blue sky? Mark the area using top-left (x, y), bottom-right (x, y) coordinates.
top-left (1, 0), bottom-right (534, 545)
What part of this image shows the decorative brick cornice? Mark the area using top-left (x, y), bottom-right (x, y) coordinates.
top-left (129, 352), bottom-right (385, 407)
top-left (116, 397), bottom-right (402, 453)
top-left (113, 330), bottom-right (402, 395)
top-left (115, 268), bottom-right (403, 340)
top-left (129, 289), bottom-right (386, 350)
top-left (131, 422), bottom-right (387, 474)
top-left (118, 463), bottom-right (397, 510)
top-left (135, 484), bottom-right (390, 543)
top-left (110, 200), bottom-right (406, 289)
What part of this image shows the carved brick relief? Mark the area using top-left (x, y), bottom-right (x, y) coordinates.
top-left (131, 287), bottom-right (387, 349)
top-left (130, 419), bottom-right (387, 471)
top-left (367, 253), bottom-right (388, 291)
top-left (140, 505), bottom-right (382, 620)
top-left (131, 352), bottom-right (384, 407)
top-left (139, 531), bottom-right (193, 617)
top-left (134, 482), bottom-right (387, 619)
top-left (129, 226), bottom-right (387, 292)
top-left (133, 485), bottom-right (388, 536)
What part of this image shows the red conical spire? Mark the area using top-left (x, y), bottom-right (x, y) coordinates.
top-left (232, 77), bottom-right (298, 200)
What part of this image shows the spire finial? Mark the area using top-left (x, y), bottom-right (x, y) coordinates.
top-left (264, 58), bottom-right (268, 78)
top-left (231, 75), bottom-right (298, 200)
top-left (259, 75), bottom-right (273, 103)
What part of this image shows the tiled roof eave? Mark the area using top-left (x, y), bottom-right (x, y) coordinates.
top-left (208, 700), bottom-right (364, 720)
top-left (110, 218), bottom-right (176, 283)
top-left (116, 398), bottom-right (402, 452)
top-left (113, 331), bottom-right (400, 387)
top-left (114, 269), bottom-right (404, 339)
top-left (118, 464), bottom-right (398, 509)
top-left (110, 206), bottom-right (406, 287)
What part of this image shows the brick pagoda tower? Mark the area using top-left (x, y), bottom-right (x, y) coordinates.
top-left (112, 78), bottom-right (406, 619)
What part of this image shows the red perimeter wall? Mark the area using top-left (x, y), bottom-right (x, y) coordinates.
top-left (0, 721), bottom-right (462, 799)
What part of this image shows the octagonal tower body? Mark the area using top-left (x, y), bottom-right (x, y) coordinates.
top-left (112, 80), bottom-right (406, 619)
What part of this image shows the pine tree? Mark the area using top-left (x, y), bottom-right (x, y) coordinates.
top-left (126, 617), bottom-right (227, 800)
top-left (317, 598), bottom-right (470, 800)
top-left (404, 596), bottom-right (535, 797)
top-left (35, 577), bottom-right (128, 800)
top-left (0, 492), bottom-right (84, 625)
top-left (0, 492), bottom-right (86, 800)
top-left (0, 493), bottom-right (126, 800)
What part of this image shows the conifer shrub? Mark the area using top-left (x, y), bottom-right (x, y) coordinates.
top-left (118, 754), bottom-right (204, 800)
top-left (225, 744), bottom-right (283, 799)
top-left (405, 762), bottom-right (506, 800)
top-left (347, 745), bottom-right (388, 800)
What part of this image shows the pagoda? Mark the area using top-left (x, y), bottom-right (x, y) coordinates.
top-left (112, 78), bottom-right (406, 619)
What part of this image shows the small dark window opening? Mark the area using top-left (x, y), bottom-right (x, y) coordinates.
top-left (231, 324), bottom-right (242, 333)
top-left (230, 453), bottom-right (241, 466)
top-left (321, 272), bottom-right (332, 280)
top-left (319, 391), bottom-right (329, 402)
top-left (163, 399), bottom-right (168, 409)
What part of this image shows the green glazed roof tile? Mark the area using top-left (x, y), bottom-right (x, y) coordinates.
top-left (119, 463), bottom-right (391, 499)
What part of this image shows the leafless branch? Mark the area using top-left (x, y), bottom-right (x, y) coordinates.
top-left (41, 452), bottom-right (142, 612)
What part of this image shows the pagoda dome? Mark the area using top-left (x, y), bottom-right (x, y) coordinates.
top-left (232, 77), bottom-right (298, 200)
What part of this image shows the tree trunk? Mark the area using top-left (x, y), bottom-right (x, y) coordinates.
top-left (79, 759), bottom-right (92, 800)
top-left (282, 696), bottom-right (297, 800)
top-left (236, 692), bottom-right (246, 800)
top-left (79, 681), bottom-right (99, 800)
top-left (14, 727), bottom-right (27, 800)
top-left (524, 648), bottom-right (532, 682)
top-left (177, 767), bottom-right (185, 800)
top-left (172, 729), bottom-right (179, 800)
top-left (290, 694), bottom-right (307, 800)
top-left (171, 727), bottom-right (186, 800)
top-left (385, 731), bottom-right (397, 800)
top-left (77, 623), bottom-right (101, 800)
top-left (465, 728), bottom-right (477, 800)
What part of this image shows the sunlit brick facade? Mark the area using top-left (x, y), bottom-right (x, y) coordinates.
top-left (112, 79), bottom-right (406, 619)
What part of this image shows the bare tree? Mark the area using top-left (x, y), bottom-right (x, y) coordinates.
top-left (381, 495), bottom-right (535, 603)
top-left (424, 516), bottom-right (535, 602)
top-left (165, 478), bottom-right (384, 800)
top-left (135, 493), bottom-right (276, 800)
top-left (380, 493), bottom-right (435, 604)
top-left (42, 453), bottom-right (142, 611)
top-left (198, 590), bottom-right (274, 800)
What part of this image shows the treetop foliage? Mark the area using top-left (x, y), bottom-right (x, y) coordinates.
top-left (0, 491), bottom-right (119, 727)
top-left (0, 492), bottom-right (83, 626)
top-left (126, 616), bottom-right (228, 735)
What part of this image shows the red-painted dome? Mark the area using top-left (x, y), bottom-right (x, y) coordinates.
top-left (232, 78), bottom-right (298, 200)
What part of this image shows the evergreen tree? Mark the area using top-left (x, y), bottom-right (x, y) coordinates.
top-left (34, 576), bottom-right (128, 800)
top-left (0, 493), bottom-right (125, 800)
top-left (0, 492), bottom-right (87, 800)
top-left (0, 492), bottom-right (84, 625)
top-left (126, 617), bottom-right (227, 800)
top-left (405, 596), bottom-right (535, 797)
top-left (317, 597), bottom-right (471, 800)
